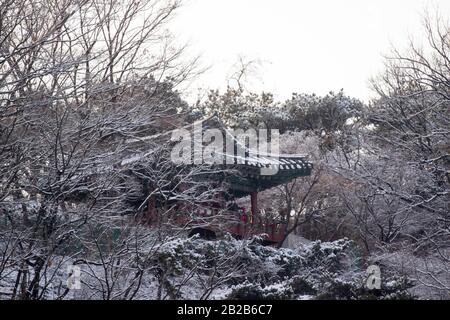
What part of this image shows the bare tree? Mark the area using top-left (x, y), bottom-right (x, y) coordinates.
top-left (0, 0), bottom-right (220, 300)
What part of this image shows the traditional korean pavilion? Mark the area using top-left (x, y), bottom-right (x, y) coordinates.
top-left (124, 116), bottom-right (313, 245)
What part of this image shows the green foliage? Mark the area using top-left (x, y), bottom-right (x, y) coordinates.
top-left (227, 281), bottom-right (294, 300)
top-left (315, 274), bottom-right (415, 300)
top-left (146, 235), bottom-right (415, 300)
top-left (290, 276), bottom-right (317, 295)
top-left (197, 87), bottom-right (280, 129)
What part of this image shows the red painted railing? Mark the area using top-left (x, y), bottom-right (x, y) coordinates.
top-left (227, 211), bottom-right (287, 244)
top-left (144, 206), bottom-right (286, 245)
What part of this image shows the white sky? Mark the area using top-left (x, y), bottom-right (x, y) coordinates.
top-left (171, 0), bottom-right (449, 103)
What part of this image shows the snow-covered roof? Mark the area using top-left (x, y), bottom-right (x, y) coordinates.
top-left (121, 115), bottom-right (313, 177)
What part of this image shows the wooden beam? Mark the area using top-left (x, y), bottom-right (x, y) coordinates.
top-left (250, 191), bottom-right (258, 224)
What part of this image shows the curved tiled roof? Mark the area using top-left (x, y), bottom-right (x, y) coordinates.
top-left (121, 115), bottom-right (313, 196)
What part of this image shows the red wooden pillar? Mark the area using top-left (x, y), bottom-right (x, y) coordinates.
top-left (250, 191), bottom-right (258, 225)
top-left (147, 195), bottom-right (156, 225)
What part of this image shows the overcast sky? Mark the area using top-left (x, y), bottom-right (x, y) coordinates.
top-left (171, 0), bottom-right (449, 103)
